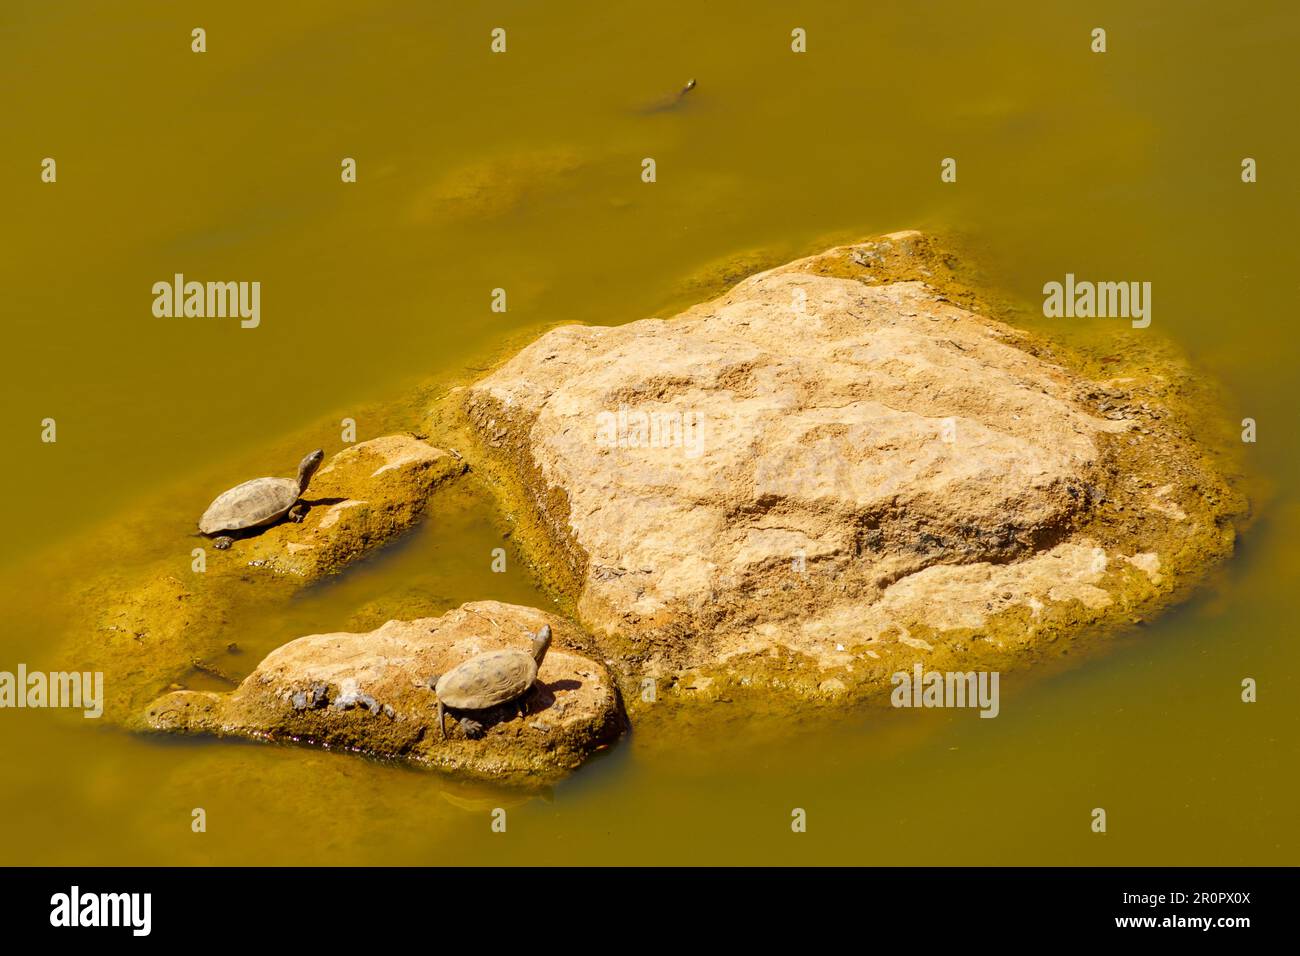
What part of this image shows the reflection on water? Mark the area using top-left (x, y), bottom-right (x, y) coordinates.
top-left (1, 1), bottom-right (1297, 864)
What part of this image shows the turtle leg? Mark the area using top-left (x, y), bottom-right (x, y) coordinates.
top-left (289, 502), bottom-right (309, 523)
top-left (213, 536), bottom-right (233, 551)
top-left (437, 701), bottom-right (447, 740)
top-left (460, 716), bottom-right (484, 739)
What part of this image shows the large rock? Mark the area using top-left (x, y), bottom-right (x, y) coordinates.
top-left (143, 602), bottom-right (625, 784)
top-left (466, 232), bottom-right (1244, 702)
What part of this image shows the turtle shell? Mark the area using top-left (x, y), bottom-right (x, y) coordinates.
top-left (198, 477), bottom-right (301, 533)
top-left (435, 650), bottom-right (538, 709)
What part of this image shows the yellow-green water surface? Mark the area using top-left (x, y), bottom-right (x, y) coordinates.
top-left (1, 1), bottom-right (1296, 864)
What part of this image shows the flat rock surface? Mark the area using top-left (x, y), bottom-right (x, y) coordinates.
top-left (143, 602), bottom-right (625, 783)
top-left (466, 232), bottom-right (1244, 701)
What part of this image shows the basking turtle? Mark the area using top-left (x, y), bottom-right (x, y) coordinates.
top-left (198, 449), bottom-right (325, 549)
top-left (430, 625), bottom-right (552, 739)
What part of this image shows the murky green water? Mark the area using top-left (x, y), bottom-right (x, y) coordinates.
top-left (1, 1), bottom-right (1296, 864)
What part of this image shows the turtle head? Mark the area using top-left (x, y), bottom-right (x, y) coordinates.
top-left (530, 624), bottom-right (552, 666)
top-left (297, 449), bottom-right (325, 492)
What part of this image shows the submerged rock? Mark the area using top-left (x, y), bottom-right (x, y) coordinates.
top-left (409, 148), bottom-right (586, 223)
top-left (465, 232), bottom-right (1246, 703)
top-left (142, 602), bottom-right (625, 784)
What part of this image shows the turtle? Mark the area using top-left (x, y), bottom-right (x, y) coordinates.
top-left (198, 449), bottom-right (325, 549)
top-left (430, 625), bottom-right (552, 740)
top-left (638, 78), bottom-right (697, 114)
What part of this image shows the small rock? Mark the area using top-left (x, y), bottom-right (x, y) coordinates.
top-left (141, 602), bottom-right (625, 783)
